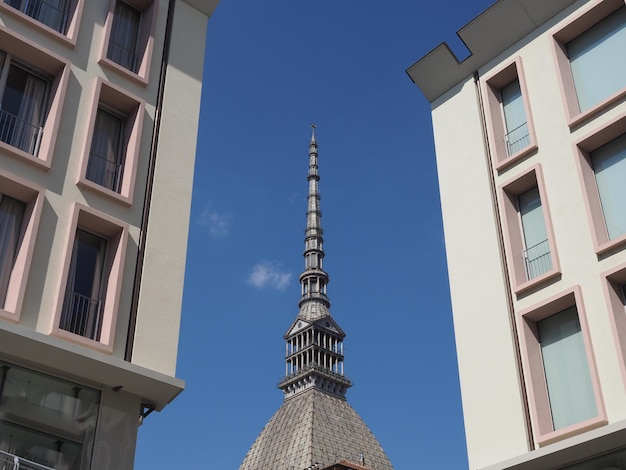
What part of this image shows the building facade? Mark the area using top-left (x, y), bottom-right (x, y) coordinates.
top-left (408, 0), bottom-right (626, 469)
top-left (0, 0), bottom-right (218, 468)
top-left (239, 128), bottom-right (393, 470)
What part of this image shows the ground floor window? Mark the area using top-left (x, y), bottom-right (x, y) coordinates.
top-left (566, 446), bottom-right (626, 469)
top-left (0, 359), bottom-right (99, 469)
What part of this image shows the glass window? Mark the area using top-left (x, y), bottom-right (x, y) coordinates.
top-left (501, 79), bottom-right (529, 156)
top-left (0, 51), bottom-right (50, 156)
top-left (518, 186), bottom-right (551, 280)
top-left (107, 1), bottom-right (140, 73)
top-left (592, 134), bottom-right (626, 240)
top-left (0, 360), bottom-right (99, 470)
top-left (567, 6), bottom-right (626, 112)
top-left (60, 229), bottom-right (107, 341)
top-left (86, 107), bottom-right (125, 193)
top-left (538, 307), bottom-right (596, 430)
top-left (566, 446), bottom-right (626, 470)
top-left (3, 0), bottom-right (71, 33)
top-left (0, 195), bottom-right (25, 308)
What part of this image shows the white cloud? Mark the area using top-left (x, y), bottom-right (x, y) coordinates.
top-left (198, 203), bottom-right (232, 237)
top-left (247, 261), bottom-right (292, 290)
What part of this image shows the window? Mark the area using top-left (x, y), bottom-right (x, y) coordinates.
top-left (0, 172), bottom-right (43, 321)
top-left (518, 287), bottom-right (605, 445)
top-left (482, 58), bottom-right (537, 169)
top-left (602, 264), bottom-right (626, 392)
top-left (553, 1), bottom-right (626, 124)
top-left (499, 166), bottom-right (559, 293)
top-left (501, 80), bottom-right (530, 156)
top-left (567, 6), bottom-right (626, 113)
top-left (518, 186), bottom-right (552, 280)
top-left (0, 51), bottom-right (50, 156)
top-left (86, 107), bottom-right (125, 193)
top-left (3, 0), bottom-right (71, 33)
top-left (566, 447), bottom-right (626, 470)
top-left (591, 134), bottom-right (626, 241)
top-left (60, 229), bottom-right (107, 341)
top-left (537, 307), bottom-right (596, 430)
top-left (0, 359), bottom-right (99, 469)
top-left (107, 1), bottom-right (140, 72)
top-left (575, 115), bottom-right (626, 254)
top-left (0, 195), bottom-right (25, 308)
top-left (0, 30), bottom-right (69, 166)
top-left (78, 79), bottom-right (144, 204)
top-left (100, 0), bottom-right (157, 84)
top-left (52, 205), bottom-right (128, 352)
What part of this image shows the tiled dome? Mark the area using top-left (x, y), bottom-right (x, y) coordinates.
top-left (239, 389), bottom-right (393, 470)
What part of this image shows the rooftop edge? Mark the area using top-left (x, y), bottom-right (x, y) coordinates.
top-left (406, 0), bottom-right (580, 103)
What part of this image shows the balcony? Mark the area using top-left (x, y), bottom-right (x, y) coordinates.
top-left (0, 449), bottom-right (54, 470)
top-left (278, 363), bottom-right (352, 389)
top-left (298, 291), bottom-right (330, 308)
top-left (523, 239), bottom-right (552, 280)
top-left (86, 152), bottom-right (124, 193)
top-left (59, 291), bottom-right (103, 340)
top-left (505, 121), bottom-right (530, 156)
top-left (0, 109), bottom-right (43, 156)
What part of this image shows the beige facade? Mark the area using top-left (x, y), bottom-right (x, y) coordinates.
top-left (0, 0), bottom-right (218, 468)
top-left (409, 0), bottom-right (626, 469)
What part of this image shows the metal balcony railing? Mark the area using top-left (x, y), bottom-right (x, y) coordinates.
top-left (0, 449), bottom-right (54, 470)
top-left (0, 109), bottom-right (43, 156)
top-left (60, 291), bottom-right (102, 341)
top-left (86, 152), bottom-right (124, 192)
top-left (107, 40), bottom-right (140, 73)
top-left (505, 122), bottom-right (530, 156)
top-left (19, 0), bottom-right (70, 33)
top-left (523, 239), bottom-right (552, 280)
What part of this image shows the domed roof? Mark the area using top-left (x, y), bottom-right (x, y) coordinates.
top-left (239, 389), bottom-right (393, 470)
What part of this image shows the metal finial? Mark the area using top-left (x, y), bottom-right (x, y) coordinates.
top-left (310, 123), bottom-right (316, 144)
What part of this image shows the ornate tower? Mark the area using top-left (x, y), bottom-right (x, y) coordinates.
top-left (239, 127), bottom-right (393, 470)
top-left (279, 125), bottom-right (352, 400)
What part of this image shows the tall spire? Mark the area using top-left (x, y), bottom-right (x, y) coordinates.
top-left (279, 126), bottom-right (352, 400)
top-left (298, 123), bottom-right (331, 320)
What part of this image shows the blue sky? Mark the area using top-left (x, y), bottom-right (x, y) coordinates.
top-left (135, 1), bottom-right (496, 468)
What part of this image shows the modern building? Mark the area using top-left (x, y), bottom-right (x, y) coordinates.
top-left (0, 0), bottom-right (218, 468)
top-left (239, 128), bottom-right (393, 470)
top-left (407, 0), bottom-right (626, 469)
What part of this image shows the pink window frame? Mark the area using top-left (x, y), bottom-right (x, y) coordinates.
top-left (498, 164), bottom-right (561, 295)
top-left (0, 169), bottom-right (44, 323)
top-left (0, 0), bottom-right (85, 47)
top-left (551, 0), bottom-right (626, 128)
top-left (77, 78), bottom-right (144, 206)
top-left (0, 26), bottom-right (70, 169)
top-left (50, 203), bottom-right (128, 353)
top-left (481, 57), bottom-right (538, 172)
top-left (602, 263), bottom-right (626, 395)
top-left (517, 286), bottom-right (607, 446)
top-left (573, 111), bottom-right (626, 256)
top-left (98, 0), bottom-right (158, 87)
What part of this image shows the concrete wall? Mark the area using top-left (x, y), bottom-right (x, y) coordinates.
top-left (131, 0), bottom-right (209, 375)
top-left (432, 79), bottom-right (529, 468)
